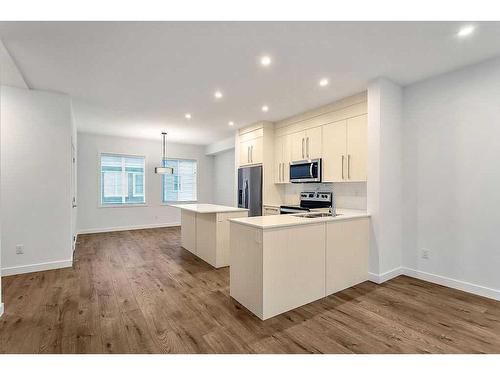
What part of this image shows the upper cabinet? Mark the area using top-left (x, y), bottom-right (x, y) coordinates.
top-left (239, 128), bottom-right (263, 166)
top-left (274, 134), bottom-right (291, 183)
top-left (322, 114), bottom-right (367, 182)
top-left (346, 115), bottom-right (367, 181)
top-left (290, 126), bottom-right (322, 161)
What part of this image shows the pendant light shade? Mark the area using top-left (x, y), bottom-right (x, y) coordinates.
top-left (155, 132), bottom-right (174, 174)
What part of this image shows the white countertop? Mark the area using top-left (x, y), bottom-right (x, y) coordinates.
top-left (169, 203), bottom-right (249, 214)
top-left (229, 209), bottom-right (369, 229)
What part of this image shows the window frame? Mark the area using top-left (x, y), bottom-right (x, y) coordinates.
top-left (161, 158), bottom-right (198, 204)
top-left (98, 152), bottom-right (148, 208)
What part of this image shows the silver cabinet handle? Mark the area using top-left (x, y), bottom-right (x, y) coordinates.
top-left (279, 163), bottom-right (282, 182)
top-left (348, 154), bottom-right (351, 179)
top-left (250, 146), bottom-right (253, 163)
top-left (342, 155), bottom-right (345, 180)
top-left (302, 138), bottom-right (305, 159)
top-left (283, 162), bottom-right (285, 181)
top-left (306, 137), bottom-right (310, 158)
top-left (247, 146), bottom-right (250, 163)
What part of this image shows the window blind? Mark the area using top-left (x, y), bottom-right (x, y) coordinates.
top-left (162, 159), bottom-right (197, 202)
top-left (100, 154), bottom-right (146, 205)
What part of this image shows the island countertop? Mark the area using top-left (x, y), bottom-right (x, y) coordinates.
top-left (229, 208), bottom-right (369, 229)
top-left (169, 203), bottom-right (249, 214)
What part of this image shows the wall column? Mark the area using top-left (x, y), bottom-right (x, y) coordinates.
top-left (367, 77), bottom-right (403, 282)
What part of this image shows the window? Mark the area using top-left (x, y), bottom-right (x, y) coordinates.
top-left (100, 154), bottom-right (146, 205)
top-left (162, 159), bottom-right (197, 202)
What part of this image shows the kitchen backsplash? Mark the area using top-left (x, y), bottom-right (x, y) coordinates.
top-left (282, 182), bottom-right (367, 210)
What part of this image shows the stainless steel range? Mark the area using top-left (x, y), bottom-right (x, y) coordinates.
top-left (280, 191), bottom-right (334, 215)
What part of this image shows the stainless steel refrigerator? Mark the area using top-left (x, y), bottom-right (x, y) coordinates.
top-left (237, 165), bottom-right (262, 217)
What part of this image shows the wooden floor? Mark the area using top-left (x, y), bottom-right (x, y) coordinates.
top-left (1, 227), bottom-right (499, 354)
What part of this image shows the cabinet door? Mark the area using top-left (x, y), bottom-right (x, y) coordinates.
top-left (250, 136), bottom-right (263, 164)
top-left (263, 206), bottom-right (280, 215)
top-left (274, 136), bottom-right (283, 183)
top-left (239, 140), bottom-right (251, 166)
top-left (326, 218), bottom-right (369, 295)
top-left (305, 126), bottom-right (322, 159)
top-left (322, 120), bottom-right (347, 182)
top-left (290, 131), bottom-right (306, 161)
top-left (282, 134), bottom-right (291, 182)
top-left (347, 114), bottom-right (367, 181)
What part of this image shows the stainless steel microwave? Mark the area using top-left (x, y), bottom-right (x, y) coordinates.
top-left (289, 159), bottom-right (321, 183)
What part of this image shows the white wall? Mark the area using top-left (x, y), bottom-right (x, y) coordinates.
top-left (0, 84), bottom-right (3, 316)
top-left (77, 132), bottom-right (214, 233)
top-left (212, 148), bottom-right (235, 206)
top-left (1, 86), bottom-right (73, 276)
top-left (402, 57), bottom-right (500, 298)
top-left (206, 136), bottom-right (234, 156)
top-left (367, 78), bottom-right (403, 280)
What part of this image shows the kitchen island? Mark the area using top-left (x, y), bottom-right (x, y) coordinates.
top-left (229, 209), bottom-right (370, 320)
top-left (170, 204), bottom-right (248, 268)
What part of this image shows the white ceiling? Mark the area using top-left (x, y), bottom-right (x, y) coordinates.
top-left (1, 21), bottom-right (500, 145)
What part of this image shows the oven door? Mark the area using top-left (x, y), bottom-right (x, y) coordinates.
top-left (289, 159), bottom-right (321, 183)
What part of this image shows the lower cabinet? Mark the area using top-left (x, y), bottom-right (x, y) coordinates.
top-left (326, 218), bottom-right (369, 295)
top-left (230, 222), bottom-right (326, 320)
top-left (181, 210), bottom-right (248, 268)
top-left (181, 210), bottom-right (197, 253)
top-left (230, 216), bottom-right (369, 320)
top-left (263, 205), bottom-right (280, 215)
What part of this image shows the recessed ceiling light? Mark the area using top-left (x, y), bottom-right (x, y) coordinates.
top-left (214, 90), bottom-right (223, 99)
top-left (228, 121), bottom-right (235, 127)
top-left (457, 25), bottom-right (475, 38)
top-left (260, 55), bottom-right (272, 67)
top-left (319, 78), bottom-right (329, 87)
top-left (261, 105), bottom-right (269, 112)
top-left (185, 113), bottom-right (192, 119)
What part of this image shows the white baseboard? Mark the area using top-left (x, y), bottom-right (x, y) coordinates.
top-left (402, 267), bottom-right (500, 301)
top-left (77, 222), bottom-right (180, 235)
top-left (369, 266), bottom-right (404, 284)
top-left (368, 266), bottom-right (500, 301)
top-left (0, 303), bottom-right (4, 317)
top-left (1, 259), bottom-right (73, 277)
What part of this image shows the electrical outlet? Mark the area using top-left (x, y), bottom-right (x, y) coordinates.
top-left (16, 244), bottom-right (24, 255)
top-left (421, 248), bottom-right (430, 260)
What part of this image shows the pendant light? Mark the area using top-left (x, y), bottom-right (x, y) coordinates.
top-left (155, 132), bottom-right (174, 174)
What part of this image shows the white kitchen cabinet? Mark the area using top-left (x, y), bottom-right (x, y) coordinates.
top-left (326, 218), bottom-right (369, 295)
top-left (290, 126), bottom-right (322, 161)
top-left (274, 134), bottom-right (291, 183)
top-left (322, 114), bottom-right (367, 182)
top-left (230, 213), bottom-right (369, 320)
top-left (263, 205), bottom-right (280, 215)
top-left (230, 221), bottom-right (326, 320)
top-left (322, 120), bottom-right (347, 182)
top-left (239, 136), bottom-right (263, 166)
top-left (239, 128), bottom-right (264, 166)
top-left (346, 115), bottom-right (367, 182)
top-left (177, 204), bottom-right (249, 268)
